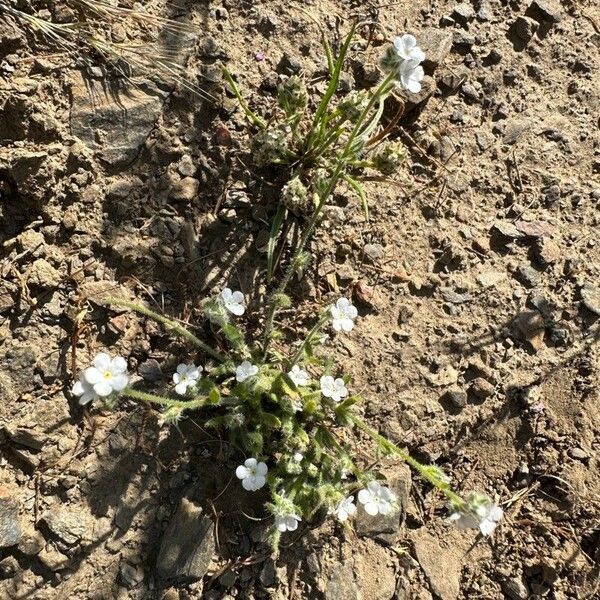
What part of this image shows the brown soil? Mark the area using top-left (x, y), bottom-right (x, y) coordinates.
top-left (1, 1), bottom-right (599, 599)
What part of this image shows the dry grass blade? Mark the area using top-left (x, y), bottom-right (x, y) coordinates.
top-left (1, 2), bottom-right (212, 100)
top-left (69, 0), bottom-right (198, 35)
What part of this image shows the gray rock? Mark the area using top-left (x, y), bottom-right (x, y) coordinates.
top-left (0, 493), bottom-right (21, 548)
top-left (156, 497), bottom-right (215, 582)
top-left (470, 377), bottom-right (494, 399)
top-left (259, 558), bottom-right (276, 588)
top-left (363, 243), bottom-right (384, 263)
top-left (515, 264), bottom-right (540, 288)
top-left (28, 258), bottom-right (60, 288)
top-left (138, 359), bottom-right (163, 382)
top-left (503, 119), bottom-right (530, 144)
top-left (324, 563), bottom-right (359, 600)
top-left (527, 0), bottom-right (562, 23)
top-left (18, 528), bottom-right (45, 555)
top-left (441, 288), bottom-right (472, 304)
top-left (169, 177), bottom-right (200, 202)
top-left (412, 529), bottom-right (462, 600)
top-left (476, 271), bottom-right (505, 288)
top-left (581, 285), bottom-right (600, 315)
top-left (514, 16), bottom-right (539, 41)
top-left (452, 3), bottom-right (476, 24)
top-left (5, 426), bottom-right (45, 450)
top-left (567, 447), bottom-right (588, 460)
top-left (219, 569), bottom-right (238, 588)
top-left (419, 29), bottom-right (454, 69)
top-left (501, 576), bottom-right (529, 600)
top-left (41, 509), bottom-right (87, 545)
top-left (0, 556), bottom-right (19, 579)
top-left (444, 388), bottom-right (467, 410)
top-left (119, 561), bottom-right (144, 589)
top-left (38, 546), bottom-right (69, 571)
top-left (70, 73), bottom-right (167, 166)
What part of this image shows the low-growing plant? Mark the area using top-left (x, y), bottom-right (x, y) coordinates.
top-left (70, 26), bottom-right (504, 550)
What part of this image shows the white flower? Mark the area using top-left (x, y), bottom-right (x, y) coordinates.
top-left (293, 452), bottom-right (303, 462)
top-left (320, 375), bottom-right (348, 403)
top-left (449, 494), bottom-right (503, 536)
top-left (71, 375), bottom-right (99, 406)
top-left (399, 59), bottom-right (425, 93)
top-left (236, 360), bottom-right (258, 382)
top-left (333, 495), bottom-right (357, 522)
top-left (235, 458), bottom-right (268, 491)
top-left (274, 511), bottom-right (302, 532)
top-left (81, 353), bottom-right (129, 398)
top-left (173, 363), bottom-right (202, 396)
top-left (220, 287), bottom-right (246, 316)
top-left (288, 365), bottom-right (310, 387)
top-left (358, 481), bottom-right (397, 516)
top-left (393, 34), bottom-right (426, 63)
top-left (330, 297), bottom-right (358, 332)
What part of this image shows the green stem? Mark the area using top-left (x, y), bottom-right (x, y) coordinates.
top-left (352, 416), bottom-right (465, 506)
top-left (289, 312), bottom-right (330, 367)
top-left (222, 67), bottom-right (267, 128)
top-left (105, 297), bottom-right (225, 362)
top-left (122, 388), bottom-right (207, 410)
top-left (262, 72), bottom-right (397, 352)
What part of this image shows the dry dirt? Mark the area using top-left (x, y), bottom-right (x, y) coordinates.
top-left (1, 1), bottom-right (599, 599)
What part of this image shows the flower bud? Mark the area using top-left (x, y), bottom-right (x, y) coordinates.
top-left (252, 125), bottom-right (291, 167)
top-left (158, 405), bottom-right (185, 427)
top-left (371, 141), bottom-right (406, 175)
top-left (379, 45), bottom-right (402, 74)
top-left (273, 292), bottom-right (292, 309)
top-left (277, 75), bottom-right (308, 116)
top-left (336, 90), bottom-right (370, 123)
top-left (281, 176), bottom-right (312, 216)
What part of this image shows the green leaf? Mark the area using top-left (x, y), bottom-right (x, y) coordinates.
top-left (267, 204), bottom-right (287, 282)
top-left (207, 387), bottom-right (221, 405)
top-left (260, 412), bottom-right (282, 429)
top-left (242, 430), bottom-right (264, 454)
top-left (342, 173), bottom-right (369, 221)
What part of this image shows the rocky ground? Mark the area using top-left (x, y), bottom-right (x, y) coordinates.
top-left (1, 0), bottom-right (599, 599)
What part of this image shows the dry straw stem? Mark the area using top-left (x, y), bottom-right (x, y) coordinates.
top-left (1, 1), bottom-right (211, 99)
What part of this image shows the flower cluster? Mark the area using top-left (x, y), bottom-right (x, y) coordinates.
top-left (72, 352), bottom-right (129, 406)
top-left (449, 493), bottom-right (503, 536)
top-left (380, 33), bottom-right (426, 93)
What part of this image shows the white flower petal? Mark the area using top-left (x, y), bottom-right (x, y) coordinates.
top-left (83, 367), bottom-right (103, 385)
top-left (110, 356), bottom-right (127, 373)
top-left (245, 457), bottom-right (258, 469)
top-left (242, 477), bottom-right (256, 491)
top-left (175, 382), bottom-right (188, 396)
top-left (255, 462), bottom-right (268, 476)
top-left (111, 373), bottom-right (129, 392)
top-left (79, 391), bottom-right (96, 405)
top-left (235, 466), bottom-right (250, 480)
top-left (72, 381), bottom-right (85, 396)
top-left (229, 303), bottom-right (245, 316)
top-left (92, 353), bottom-right (111, 370)
top-left (93, 380), bottom-right (113, 397)
top-left (364, 501), bottom-right (379, 516)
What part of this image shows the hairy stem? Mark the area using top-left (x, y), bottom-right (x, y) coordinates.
top-left (105, 297), bottom-right (225, 362)
top-left (122, 388), bottom-right (207, 410)
top-left (352, 416), bottom-right (465, 506)
top-left (289, 312), bottom-right (330, 367)
top-left (222, 67), bottom-right (267, 128)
